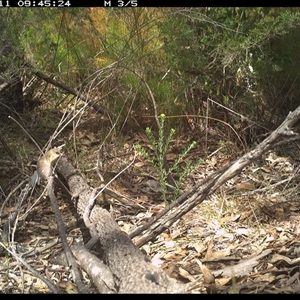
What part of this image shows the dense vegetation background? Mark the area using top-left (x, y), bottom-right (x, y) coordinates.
top-left (2, 7), bottom-right (300, 293)
top-left (2, 7), bottom-right (300, 151)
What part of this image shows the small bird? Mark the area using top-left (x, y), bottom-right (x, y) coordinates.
top-left (37, 148), bottom-right (62, 180)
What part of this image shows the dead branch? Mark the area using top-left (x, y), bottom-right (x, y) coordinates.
top-left (30, 69), bottom-right (108, 116)
top-left (47, 176), bottom-right (86, 293)
top-left (72, 244), bottom-right (116, 293)
top-left (130, 106), bottom-right (300, 247)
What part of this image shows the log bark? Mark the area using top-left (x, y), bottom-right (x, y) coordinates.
top-left (56, 156), bottom-right (186, 293)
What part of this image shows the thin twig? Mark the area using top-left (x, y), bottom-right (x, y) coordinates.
top-left (8, 116), bottom-right (43, 153)
top-left (0, 242), bottom-right (60, 293)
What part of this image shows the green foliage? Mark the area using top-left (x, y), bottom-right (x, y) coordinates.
top-left (0, 9), bottom-right (24, 79)
top-left (3, 8), bottom-right (300, 143)
top-left (158, 8), bottom-right (300, 141)
top-left (169, 141), bottom-right (202, 200)
top-left (100, 8), bottom-right (175, 122)
top-left (135, 114), bottom-right (202, 203)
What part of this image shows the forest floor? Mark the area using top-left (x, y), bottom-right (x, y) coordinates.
top-left (90, 130), bottom-right (300, 294)
top-left (1, 112), bottom-right (300, 293)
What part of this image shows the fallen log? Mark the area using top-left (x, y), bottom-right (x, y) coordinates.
top-left (56, 156), bottom-right (187, 293)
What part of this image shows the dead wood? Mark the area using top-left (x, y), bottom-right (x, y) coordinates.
top-left (129, 106), bottom-right (300, 247)
top-left (71, 244), bottom-right (116, 293)
top-left (212, 249), bottom-right (272, 278)
top-left (56, 156), bottom-right (186, 293)
top-left (30, 68), bottom-right (108, 116)
top-left (47, 176), bottom-right (86, 293)
top-left (53, 106), bottom-right (300, 293)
